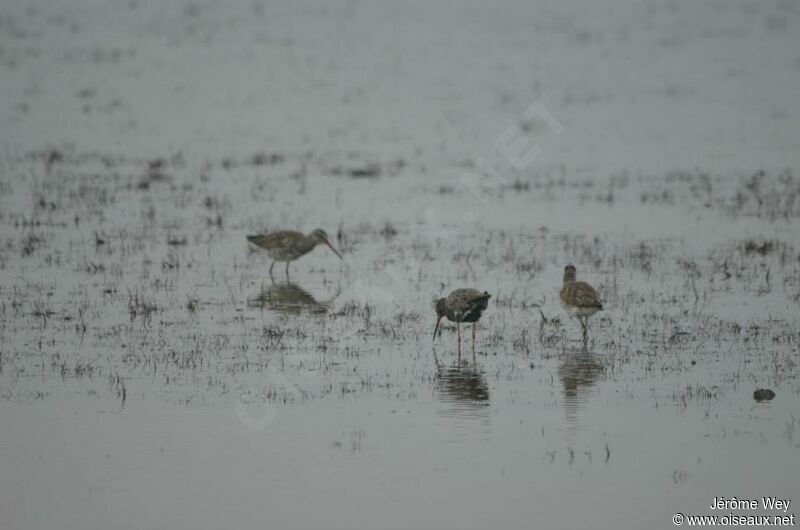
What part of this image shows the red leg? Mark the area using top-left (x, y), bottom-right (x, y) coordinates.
top-left (472, 322), bottom-right (477, 364)
top-left (457, 322), bottom-right (462, 362)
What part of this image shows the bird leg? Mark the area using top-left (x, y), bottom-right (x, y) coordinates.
top-left (285, 261), bottom-right (290, 278)
top-left (269, 261), bottom-right (275, 276)
top-left (580, 317), bottom-right (588, 341)
top-left (456, 322), bottom-right (462, 363)
top-left (472, 322), bottom-right (477, 364)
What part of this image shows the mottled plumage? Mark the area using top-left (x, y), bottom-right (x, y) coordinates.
top-left (560, 265), bottom-right (603, 341)
top-left (434, 288), bottom-right (491, 363)
top-left (247, 228), bottom-right (342, 276)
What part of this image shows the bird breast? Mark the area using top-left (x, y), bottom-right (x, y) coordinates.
top-left (266, 244), bottom-right (313, 261)
top-left (560, 281), bottom-right (602, 310)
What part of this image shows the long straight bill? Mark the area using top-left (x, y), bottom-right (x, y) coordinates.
top-left (325, 240), bottom-right (343, 260)
top-left (433, 317), bottom-right (443, 342)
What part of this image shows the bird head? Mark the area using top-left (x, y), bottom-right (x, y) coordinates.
top-left (310, 228), bottom-right (343, 260)
top-left (564, 264), bottom-right (577, 283)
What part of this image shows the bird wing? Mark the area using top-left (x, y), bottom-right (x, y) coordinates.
top-left (447, 289), bottom-right (491, 317)
top-left (561, 281), bottom-right (602, 308)
top-left (246, 230), bottom-right (302, 250)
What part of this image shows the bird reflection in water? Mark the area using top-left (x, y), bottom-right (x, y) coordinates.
top-left (558, 345), bottom-right (605, 434)
top-left (247, 281), bottom-right (332, 315)
top-left (435, 366), bottom-right (490, 421)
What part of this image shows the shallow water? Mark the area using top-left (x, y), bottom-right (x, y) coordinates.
top-left (1, 0), bottom-right (799, 528)
top-left (1, 148), bottom-right (798, 529)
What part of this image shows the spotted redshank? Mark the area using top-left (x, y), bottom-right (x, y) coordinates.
top-left (433, 288), bottom-right (491, 363)
top-left (560, 264), bottom-right (603, 342)
top-left (246, 229), bottom-right (342, 277)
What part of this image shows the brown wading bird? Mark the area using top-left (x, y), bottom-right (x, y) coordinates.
top-left (246, 229), bottom-right (342, 277)
top-left (560, 264), bottom-right (603, 341)
top-left (433, 289), bottom-right (491, 363)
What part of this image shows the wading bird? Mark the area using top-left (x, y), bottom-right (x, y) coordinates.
top-left (433, 289), bottom-right (491, 363)
top-left (560, 264), bottom-right (603, 342)
top-left (246, 229), bottom-right (342, 277)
